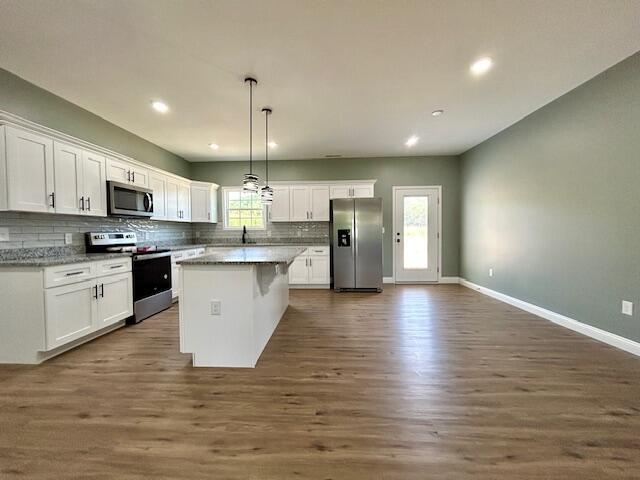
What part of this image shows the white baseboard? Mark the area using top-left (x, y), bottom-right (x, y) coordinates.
top-left (439, 276), bottom-right (460, 284)
top-left (383, 276), bottom-right (459, 284)
top-left (459, 279), bottom-right (640, 357)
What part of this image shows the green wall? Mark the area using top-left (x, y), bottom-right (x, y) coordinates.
top-left (191, 156), bottom-right (461, 277)
top-left (461, 51), bottom-right (640, 342)
top-left (0, 68), bottom-right (190, 177)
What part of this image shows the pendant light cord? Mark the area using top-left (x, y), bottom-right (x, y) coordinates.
top-left (265, 109), bottom-right (269, 185)
top-left (249, 79), bottom-right (253, 175)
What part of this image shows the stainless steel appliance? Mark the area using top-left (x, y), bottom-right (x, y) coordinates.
top-left (107, 181), bottom-right (154, 217)
top-left (86, 232), bottom-right (172, 323)
top-left (330, 197), bottom-right (383, 292)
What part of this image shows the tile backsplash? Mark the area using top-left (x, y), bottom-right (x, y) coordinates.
top-left (0, 211), bottom-right (329, 260)
top-left (193, 221), bottom-right (329, 245)
top-left (0, 212), bottom-right (194, 260)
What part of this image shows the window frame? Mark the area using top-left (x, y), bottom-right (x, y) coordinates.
top-left (222, 186), bottom-right (267, 231)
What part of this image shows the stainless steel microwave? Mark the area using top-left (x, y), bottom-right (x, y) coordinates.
top-left (107, 181), bottom-right (154, 217)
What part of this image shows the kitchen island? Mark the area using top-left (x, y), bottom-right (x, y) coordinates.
top-left (177, 246), bottom-right (305, 367)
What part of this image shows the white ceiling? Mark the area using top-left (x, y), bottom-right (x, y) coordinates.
top-left (1, 0), bottom-right (639, 162)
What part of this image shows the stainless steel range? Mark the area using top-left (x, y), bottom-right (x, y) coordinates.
top-left (86, 232), bottom-right (172, 324)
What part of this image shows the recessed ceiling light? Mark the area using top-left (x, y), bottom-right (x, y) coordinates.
top-left (208, 143), bottom-right (219, 150)
top-left (470, 57), bottom-right (493, 76)
top-left (405, 135), bottom-right (419, 147)
top-left (432, 109), bottom-right (444, 117)
top-left (151, 100), bottom-right (169, 113)
top-left (268, 142), bottom-right (278, 149)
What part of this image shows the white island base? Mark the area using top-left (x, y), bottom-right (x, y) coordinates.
top-left (179, 261), bottom-right (291, 367)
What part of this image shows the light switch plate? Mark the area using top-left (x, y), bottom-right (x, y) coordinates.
top-left (489, 268), bottom-right (494, 277)
top-left (622, 300), bottom-right (633, 316)
top-left (64, 233), bottom-right (73, 244)
top-left (0, 227), bottom-right (9, 241)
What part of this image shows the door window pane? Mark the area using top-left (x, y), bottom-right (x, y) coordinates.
top-left (403, 196), bottom-right (428, 269)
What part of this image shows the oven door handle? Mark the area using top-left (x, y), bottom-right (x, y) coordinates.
top-left (133, 252), bottom-right (172, 261)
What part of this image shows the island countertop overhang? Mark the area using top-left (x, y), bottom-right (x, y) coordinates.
top-left (177, 246), bottom-right (306, 266)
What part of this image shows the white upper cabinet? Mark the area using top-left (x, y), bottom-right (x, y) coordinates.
top-left (178, 182), bottom-right (191, 222)
top-left (106, 158), bottom-right (148, 187)
top-left (53, 141), bottom-right (82, 215)
top-left (52, 143), bottom-right (106, 217)
top-left (268, 186), bottom-right (290, 222)
top-left (289, 186), bottom-right (310, 221)
top-left (309, 185), bottom-right (330, 221)
top-left (329, 185), bottom-right (351, 200)
top-left (149, 172), bottom-right (167, 220)
top-left (352, 184), bottom-right (374, 198)
top-left (4, 127), bottom-right (55, 213)
top-left (190, 182), bottom-right (218, 223)
top-left (330, 183), bottom-right (375, 199)
top-left (166, 178), bottom-right (180, 221)
top-left (81, 150), bottom-right (107, 216)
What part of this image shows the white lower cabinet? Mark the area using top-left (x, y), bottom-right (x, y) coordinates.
top-left (308, 255), bottom-right (330, 284)
top-left (43, 268), bottom-right (132, 351)
top-left (288, 246), bottom-right (330, 287)
top-left (97, 272), bottom-right (133, 328)
top-left (45, 279), bottom-right (97, 350)
top-left (171, 248), bottom-right (207, 299)
top-left (288, 256), bottom-right (310, 284)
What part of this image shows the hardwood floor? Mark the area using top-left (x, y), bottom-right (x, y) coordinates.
top-left (1, 285), bottom-right (639, 479)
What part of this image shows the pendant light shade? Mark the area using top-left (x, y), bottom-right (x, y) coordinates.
top-left (261, 107), bottom-right (274, 204)
top-left (243, 77), bottom-right (259, 192)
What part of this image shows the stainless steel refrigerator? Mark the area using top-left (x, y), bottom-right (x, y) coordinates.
top-left (331, 197), bottom-right (383, 292)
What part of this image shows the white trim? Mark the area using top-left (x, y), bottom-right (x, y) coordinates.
top-left (391, 185), bottom-right (442, 283)
top-left (439, 276), bottom-right (459, 284)
top-left (383, 276), bottom-right (395, 284)
top-left (270, 179), bottom-right (377, 186)
top-left (460, 279), bottom-right (640, 357)
top-left (221, 187), bottom-right (267, 231)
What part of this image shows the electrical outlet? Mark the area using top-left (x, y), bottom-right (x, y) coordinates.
top-left (0, 227), bottom-right (9, 241)
top-left (622, 301), bottom-right (633, 316)
top-left (210, 300), bottom-right (221, 316)
top-left (64, 233), bottom-right (73, 245)
top-left (489, 268), bottom-right (494, 277)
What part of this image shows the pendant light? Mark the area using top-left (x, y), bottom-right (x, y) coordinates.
top-left (242, 76), bottom-right (259, 192)
top-left (261, 107), bottom-right (274, 204)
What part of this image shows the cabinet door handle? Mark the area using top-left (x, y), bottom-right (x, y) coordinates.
top-left (207, 212), bottom-right (210, 220)
top-left (49, 192), bottom-right (55, 208)
top-left (132, 171), bottom-right (135, 183)
top-left (100, 283), bottom-right (104, 298)
top-left (65, 271), bottom-right (84, 277)
top-left (80, 196), bottom-right (85, 211)
top-left (309, 258), bottom-right (312, 267)
top-left (109, 264), bottom-right (122, 269)
top-left (87, 197), bottom-right (91, 211)
top-left (93, 285), bottom-right (98, 299)
top-left (310, 211), bottom-right (313, 220)
top-left (268, 210), bottom-right (272, 221)
top-left (127, 170), bottom-right (131, 182)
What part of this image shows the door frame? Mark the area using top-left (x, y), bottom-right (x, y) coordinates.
top-left (391, 185), bottom-right (442, 284)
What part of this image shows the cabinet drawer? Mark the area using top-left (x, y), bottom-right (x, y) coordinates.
top-left (307, 246), bottom-right (329, 256)
top-left (96, 257), bottom-right (132, 276)
top-left (171, 251), bottom-right (186, 263)
top-left (44, 262), bottom-right (95, 288)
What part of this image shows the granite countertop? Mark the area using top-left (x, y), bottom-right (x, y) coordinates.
top-left (178, 246), bottom-right (306, 266)
top-left (0, 252), bottom-right (132, 268)
top-left (204, 242), bottom-right (329, 248)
